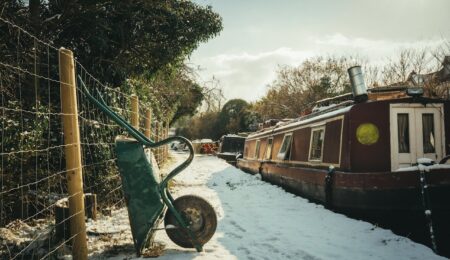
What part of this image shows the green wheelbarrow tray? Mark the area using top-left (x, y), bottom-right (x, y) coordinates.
top-left (78, 76), bottom-right (217, 255)
top-left (115, 137), bottom-right (165, 253)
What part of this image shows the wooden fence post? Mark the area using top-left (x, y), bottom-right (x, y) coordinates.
top-left (144, 109), bottom-right (152, 139)
top-left (155, 121), bottom-right (160, 164)
top-left (160, 123), bottom-right (164, 162)
top-left (162, 122), bottom-right (165, 161)
top-left (165, 122), bottom-right (169, 160)
top-left (131, 95), bottom-right (139, 129)
top-left (161, 122), bottom-right (166, 162)
top-left (58, 48), bottom-right (88, 260)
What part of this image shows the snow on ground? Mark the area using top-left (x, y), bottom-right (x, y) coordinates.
top-left (90, 152), bottom-right (444, 260)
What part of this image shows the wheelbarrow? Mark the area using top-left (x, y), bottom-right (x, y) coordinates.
top-left (78, 76), bottom-right (217, 255)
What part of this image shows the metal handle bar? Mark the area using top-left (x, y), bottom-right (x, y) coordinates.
top-left (77, 76), bottom-right (194, 189)
top-left (439, 155), bottom-right (450, 165)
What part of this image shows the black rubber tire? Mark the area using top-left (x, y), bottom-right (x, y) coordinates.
top-left (164, 195), bottom-right (217, 248)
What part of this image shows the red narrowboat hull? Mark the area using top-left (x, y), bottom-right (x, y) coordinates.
top-left (239, 159), bottom-right (450, 211)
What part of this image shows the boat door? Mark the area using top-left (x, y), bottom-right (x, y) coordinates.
top-left (390, 104), bottom-right (444, 170)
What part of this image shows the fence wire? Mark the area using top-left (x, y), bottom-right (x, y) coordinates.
top-left (0, 16), bottom-right (169, 259)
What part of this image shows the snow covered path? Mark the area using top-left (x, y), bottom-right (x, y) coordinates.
top-left (92, 152), bottom-right (444, 260)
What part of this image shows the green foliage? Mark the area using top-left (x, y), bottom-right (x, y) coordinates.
top-left (43, 0), bottom-right (222, 85)
top-left (129, 67), bottom-right (204, 123)
top-left (0, 0), bottom-right (222, 224)
top-left (217, 99), bottom-right (250, 135)
top-left (1, 0), bottom-right (222, 120)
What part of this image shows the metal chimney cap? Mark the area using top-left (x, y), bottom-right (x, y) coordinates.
top-left (348, 66), bottom-right (368, 103)
top-left (348, 65), bottom-right (362, 70)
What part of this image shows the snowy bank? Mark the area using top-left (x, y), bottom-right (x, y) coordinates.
top-left (89, 152), bottom-right (443, 260)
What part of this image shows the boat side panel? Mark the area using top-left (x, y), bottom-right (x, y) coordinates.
top-left (262, 163), bottom-right (326, 202)
top-left (323, 119), bottom-right (342, 165)
top-left (243, 141), bottom-right (249, 158)
top-left (349, 102), bottom-right (391, 172)
top-left (245, 140), bottom-right (256, 158)
top-left (340, 114), bottom-right (351, 171)
top-left (445, 102), bottom-right (450, 156)
top-left (333, 171), bottom-right (450, 210)
top-left (258, 138), bottom-right (267, 159)
top-left (236, 159), bottom-right (261, 174)
top-left (261, 162), bottom-right (450, 210)
top-left (291, 128), bottom-right (311, 162)
top-left (271, 134), bottom-right (284, 160)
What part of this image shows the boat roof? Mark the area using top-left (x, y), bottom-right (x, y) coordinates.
top-left (248, 104), bottom-right (353, 139)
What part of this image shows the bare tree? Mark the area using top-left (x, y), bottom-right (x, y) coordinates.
top-left (201, 76), bottom-right (225, 113)
top-left (381, 48), bottom-right (435, 85)
top-left (252, 56), bottom-right (357, 119)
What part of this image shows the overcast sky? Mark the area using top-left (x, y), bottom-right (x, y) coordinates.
top-left (189, 0), bottom-right (450, 102)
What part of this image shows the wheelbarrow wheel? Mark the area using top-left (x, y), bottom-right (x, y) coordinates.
top-left (164, 195), bottom-right (217, 248)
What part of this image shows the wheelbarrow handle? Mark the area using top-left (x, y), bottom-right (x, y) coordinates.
top-left (77, 75), bottom-right (194, 188)
top-left (78, 75), bottom-right (155, 145)
top-left (153, 136), bottom-right (194, 189)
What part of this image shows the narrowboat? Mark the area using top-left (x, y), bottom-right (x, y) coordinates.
top-left (216, 134), bottom-right (246, 165)
top-left (237, 65), bottom-right (450, 255)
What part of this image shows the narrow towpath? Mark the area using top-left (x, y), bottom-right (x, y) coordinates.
top-left (90, 152), bottom-right (444, 260)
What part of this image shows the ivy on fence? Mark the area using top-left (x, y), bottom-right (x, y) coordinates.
top-left (0, 17), bottom-right (170, 259)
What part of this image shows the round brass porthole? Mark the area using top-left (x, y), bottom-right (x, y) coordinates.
top-left (356, 123), bottom-right (379, 145)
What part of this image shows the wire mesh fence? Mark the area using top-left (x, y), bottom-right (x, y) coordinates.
top-left (0, 16), bottom-right (170, 259)
top-left (0, 15), bottom-right (71, 259)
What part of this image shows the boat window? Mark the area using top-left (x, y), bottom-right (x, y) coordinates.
top-left (397, 114), bottom-right (410, 153)
top-left (422, 114), bottom-right (435, 153)
top-left (254, 140), bottom-right (261, 159)
top-left (309, 128), bottom-right (325, 161)
top-left (277, 134), bottom-right (292, 160)
top-left (265, 138), bottom-right (273, 160)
